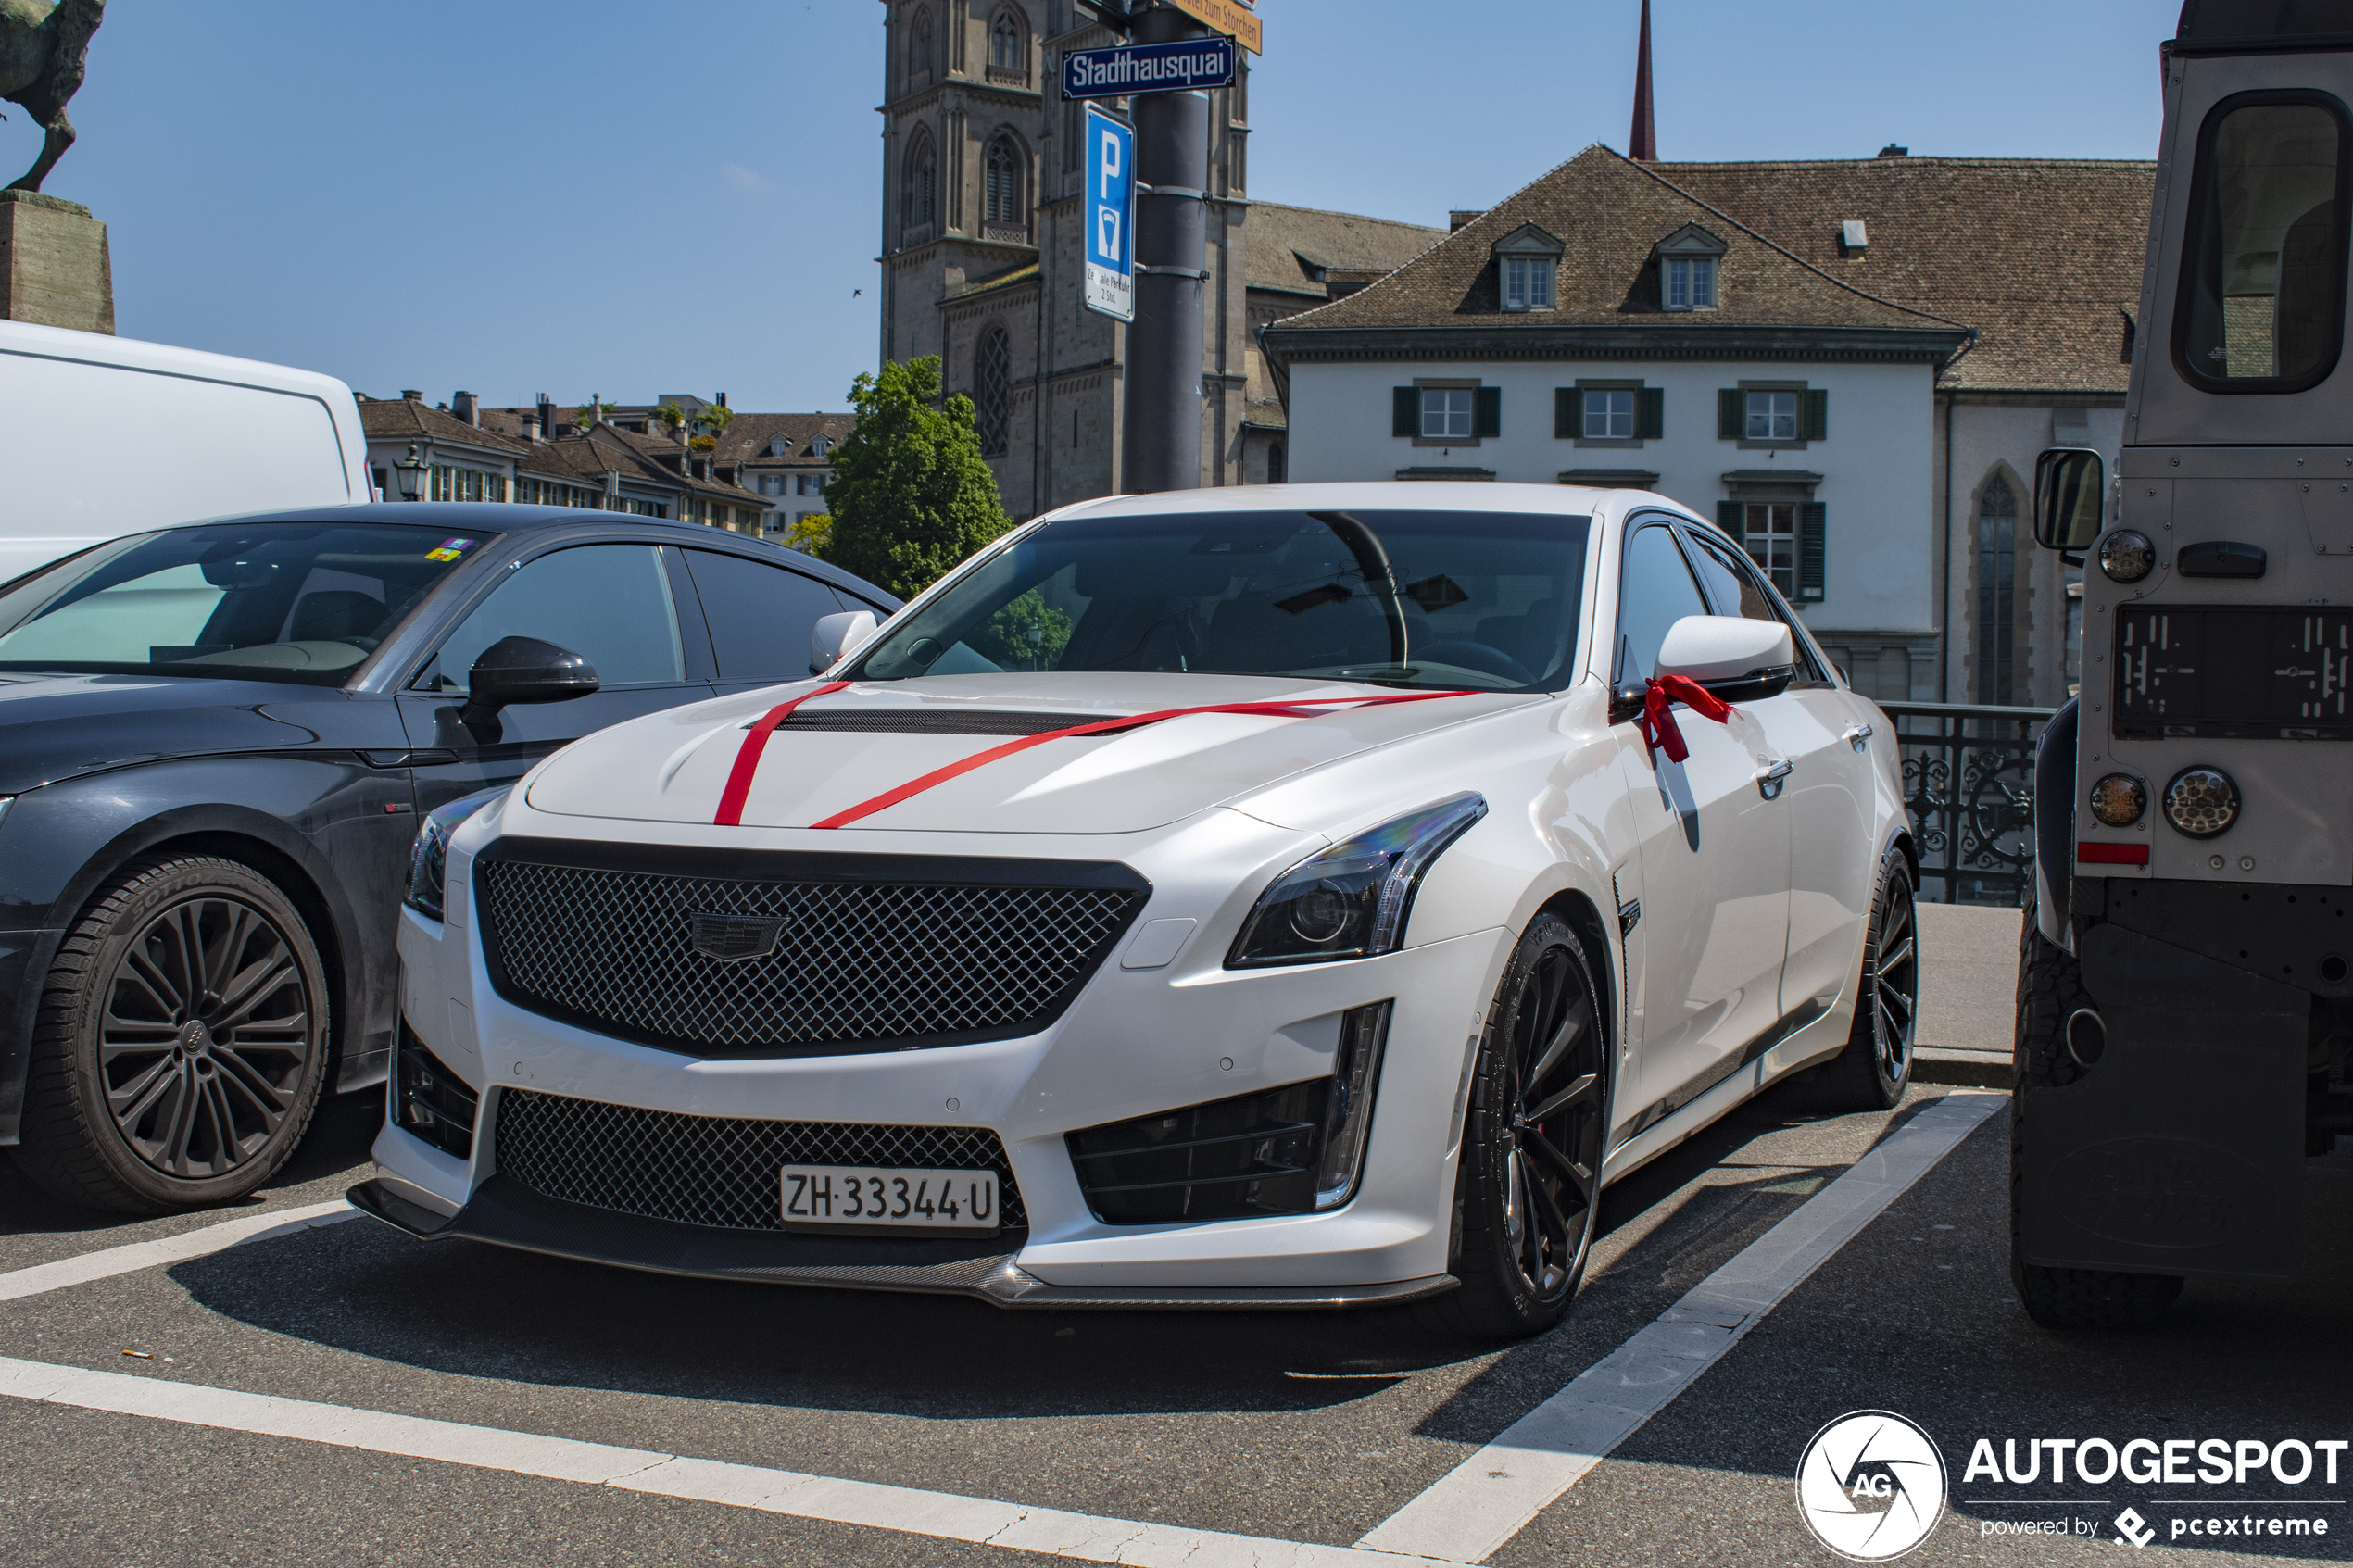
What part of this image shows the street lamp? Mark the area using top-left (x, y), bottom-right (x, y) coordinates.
top-left (394, 444), bottom-right (428, 503)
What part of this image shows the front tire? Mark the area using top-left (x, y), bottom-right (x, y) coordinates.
top-left (1426, 913), bottom-right (1609, 1341)
top-left (16, 857), bottom-right (331, 1215)
top-left (2008, 902), bottom-right (2183, 1330)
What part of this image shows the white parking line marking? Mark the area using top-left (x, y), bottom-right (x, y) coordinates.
top-left (0, 1355), bottom-right (1470, 1568)
top-left (1357, 1092), bottom-right (2004, 1563)
top-left (0, 1199), bottom-right (358, 1304)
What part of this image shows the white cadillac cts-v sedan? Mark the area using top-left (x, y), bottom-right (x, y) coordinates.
top-left (356, 483), bottom-right (1916, 1339)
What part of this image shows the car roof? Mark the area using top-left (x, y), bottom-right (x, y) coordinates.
top-left (1043, 480), bottom-right (1689, 524)
top-left (137, 502), bottom-right (900, 608)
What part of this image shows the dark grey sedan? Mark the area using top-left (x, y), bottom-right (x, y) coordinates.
top-left (0, 504), bottom-right (895, 1213)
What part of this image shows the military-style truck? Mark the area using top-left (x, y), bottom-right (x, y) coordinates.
top-left (2017, 0), bottom-right (2353, 1328)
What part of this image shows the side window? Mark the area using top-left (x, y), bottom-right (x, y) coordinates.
top-left (1681, 526), bottom-right (1831, 684)
top-left (417, 544), bottom-right (685, 693)
top-left (683, 548), bottom-right (847, 681)
top-left (1613, 524), bottom-right (1709, 686)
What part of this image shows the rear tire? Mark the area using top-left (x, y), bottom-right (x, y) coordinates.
top-left (1422, 914), bottom-right (1608, 1341)
top-left (16, 857), bottom-right (331, 1215)
top-left (2008, 902), bottom-right (2183, 1330)
top-left (1818, 845), bottom-right (1919, 1110)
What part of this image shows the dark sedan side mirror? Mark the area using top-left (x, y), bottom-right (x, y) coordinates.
top-left (2033, 448), bottom-right (2106, 551)
top-left (459, 636), bottom-right (599, 731)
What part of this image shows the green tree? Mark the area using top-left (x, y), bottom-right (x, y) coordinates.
top-left (657, 403), bottom-right (687, 436)
top-left (820, 357), bottom-right (1013, 600)
top-left (696, 400), bottom-right (736, 441)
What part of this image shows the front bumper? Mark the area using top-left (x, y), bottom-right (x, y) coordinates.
top-left (371, 814), bottom-right (1514, 1299)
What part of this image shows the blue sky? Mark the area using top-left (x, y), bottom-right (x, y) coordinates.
top-left (8, 0), bottom-right (2181, 413)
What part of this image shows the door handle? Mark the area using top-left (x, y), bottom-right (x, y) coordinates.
top-left (1842, 722), bottom-right (1874, 754)
top-left (1756, 759), bottom-right (1793, 800)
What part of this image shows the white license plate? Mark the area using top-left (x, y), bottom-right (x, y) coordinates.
top-left (781, 1166), bottom-right (1000, 1233)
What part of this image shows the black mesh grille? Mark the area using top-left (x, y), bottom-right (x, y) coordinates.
top-left (478, 860), bottom-right (1140, 1056)
top-left (495, 1089), bottom-right (1027, 1231)
top-left (779, 710), bottom-right (1083, 736)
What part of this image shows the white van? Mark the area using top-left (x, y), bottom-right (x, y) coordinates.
top-left (0, 320), bottom-right (371, 583)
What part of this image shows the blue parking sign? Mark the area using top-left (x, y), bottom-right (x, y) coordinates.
top-left (1083, 106), bottom-right (1135, 322)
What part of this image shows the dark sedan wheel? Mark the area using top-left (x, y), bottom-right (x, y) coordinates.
top-left (18, 858), bottom-right (330, 1214)
top-left (1820, 846), bottom-right (1919, 1110)
top-left (1427, 913), bottom-right (1608, 1340)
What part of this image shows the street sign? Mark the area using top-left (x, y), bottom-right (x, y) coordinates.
top-left (1083, 106), bottom-right (1136, 322)
top-left (1063, 37), bottom-right (1236, 100)
top-left (1164, 0), bottom-right (1261, 54)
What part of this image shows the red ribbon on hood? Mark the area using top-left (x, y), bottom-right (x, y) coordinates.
top-left (1638, 675), bottom-right (1736, 764)
top-left (711, 685), bottom-right (1480, 829)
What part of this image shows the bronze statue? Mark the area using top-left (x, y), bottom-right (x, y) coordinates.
top-left (1, 0), bottom-right (103, 194)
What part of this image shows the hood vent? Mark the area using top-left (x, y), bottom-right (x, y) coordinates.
top-left (777, 709), bottom-right (1099, 737)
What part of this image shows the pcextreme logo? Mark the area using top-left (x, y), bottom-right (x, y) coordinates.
top-left (1795, 1411), bottom-right (1950, 1561)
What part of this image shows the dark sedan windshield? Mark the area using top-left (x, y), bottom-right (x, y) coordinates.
top-left (850, 509), bottom-right (1592, 693)
top-left (0, 521), bottom-right (499, 686)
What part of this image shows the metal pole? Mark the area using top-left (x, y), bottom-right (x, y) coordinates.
top-left (1121, 3), bottom-right (1210, 494)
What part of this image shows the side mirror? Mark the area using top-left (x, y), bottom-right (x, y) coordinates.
top-left (1656, 615), bottom-right (1795, 698)
top-left (459, 635), bottom-right (599, 730)
top-left (810, 609), bottom-right (879, 675)
top-left (2033, 448), bottom-right (2106, 550)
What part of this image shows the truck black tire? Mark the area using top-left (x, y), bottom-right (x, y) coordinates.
top-left (1422, 914), bottom-right (1607, 1340)
top-left (1818, 845), bottom-right (1919, 1110)
top-left (16, 857), bottom-right (331, 1215)
top-left (2009, 903), bottom-right (2183, 1330)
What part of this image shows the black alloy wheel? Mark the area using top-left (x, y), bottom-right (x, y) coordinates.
top-left (1822, 845), bottom-right (1920, 1110)
top-left (18, 857), bottom-right (331, 1214)
top-left (1428, 912), bottom-right (1609, 1340)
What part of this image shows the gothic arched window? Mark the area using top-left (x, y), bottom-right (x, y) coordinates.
top-left (1267, 441), bottom-right (1286, 485)
top-left (985, 134), bottom-right (1026, 228)
top-left (901, 130), bottom-right (937, 231)
top-left (909, 6), bottom-right (935, 84)
top-left (991, 9), bottom-right (1026, 73)
top-left (1974, 473), bottom-right (2019, 705)
top-left (975, 327), bottom-right (1012, 457)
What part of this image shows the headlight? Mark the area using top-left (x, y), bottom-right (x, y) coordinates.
top-left (1227, 794), bottom-right (1489, 969)
top-left (2087, 773), bottom-right (2147, 827)
top-left (2099, 530), bottom-right (2155, 583)
top-left (2162, 766), bottom-right (2239, 838)
top-left (403, 786), bottom-right (510, 922)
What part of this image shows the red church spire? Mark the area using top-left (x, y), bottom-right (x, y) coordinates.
top-left (1629, 0), bottom-right (1657, 161)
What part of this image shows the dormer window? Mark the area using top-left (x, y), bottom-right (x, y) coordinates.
top-left (812, 434), bottom-right (832, 458)
top-left (1666, 257), bottom-right (1717, 309)
top-left (1653, 221), bottom-right (1729, 312)
top-left (1490, 221), bottom-right (1565, 313)
top-left (769, 434), bottom-right (789, 457)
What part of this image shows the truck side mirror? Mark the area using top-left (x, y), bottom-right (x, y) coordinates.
top-left (2033, 448), bottom-right (2106, 551)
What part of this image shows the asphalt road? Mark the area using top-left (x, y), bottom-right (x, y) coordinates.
top-left (2, 1000), bottom-right (2348, 1564)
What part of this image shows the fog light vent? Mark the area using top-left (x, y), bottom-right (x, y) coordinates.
top-left (1066, 1000), bottom-right (1392, 1224)
top-left (393, 1019), bottom-right (479, 1160)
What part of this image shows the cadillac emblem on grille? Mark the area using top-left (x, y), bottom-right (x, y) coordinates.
top-left (688, 913), bottom-right (789, 962)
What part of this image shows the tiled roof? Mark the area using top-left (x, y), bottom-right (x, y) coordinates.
top-left (1655, 157), bottom-right (2154, 393)
top-left (1246, 202), bottom-right (1446, 298)
top-left (1277, 145), bottom-right (1959, 339)
top-left (357, 396), bottom-right (527, 453)
top-left (722, 412), bottom-right (858, 468)
top-left (514, 428), bottom-right (761, 502)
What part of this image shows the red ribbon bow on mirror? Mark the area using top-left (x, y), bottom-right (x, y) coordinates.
top-left (1638, 675), bottom-right (1736, 764)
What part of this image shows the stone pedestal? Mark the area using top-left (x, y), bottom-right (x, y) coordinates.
top-left (0, 190), bottom-right (114, 335)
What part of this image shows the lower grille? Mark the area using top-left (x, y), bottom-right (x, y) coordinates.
top-left (494, 1088), bottom-right (1028, 1232)
top-left (391, 1019), bottom-right (477, 1160)
top-left (1067, 1081), bottom-right (1328, 1224)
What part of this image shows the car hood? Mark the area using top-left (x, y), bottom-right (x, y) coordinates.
top-left (523, 672), bottom-right (1538, 834)
top-left (0, 671), bottom-right (333, 794)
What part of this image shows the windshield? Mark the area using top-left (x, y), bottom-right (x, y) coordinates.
top-left (849, 509), bottom-right (1592, 693)
top-left (0, 521), bottom-right (499, 686)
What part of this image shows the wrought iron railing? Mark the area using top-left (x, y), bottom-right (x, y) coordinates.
top-left (1880, 701), bottom-right (2059, 907)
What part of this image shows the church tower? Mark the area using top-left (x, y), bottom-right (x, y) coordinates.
top-left (876, 1), bottom-right (1255, 515)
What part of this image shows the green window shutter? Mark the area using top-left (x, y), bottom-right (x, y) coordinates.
top-left (1636, 387), bottom-right (1665, 440)
top-left (1475, 386), bottom-right (1502, 438)
top-left (1801, 388), bottom-right (1829, 442)
top-left (1393, 387), bottom-right (1418, 438)
top-left (1555, 387), bottom-right (1576, 440)
top-left (1799, 502), bottom-right (1827, 601)
top-left (1718, 388), bottom-right (1743, 440)
top-left (1717, 499), bottom-right (1743, 539)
